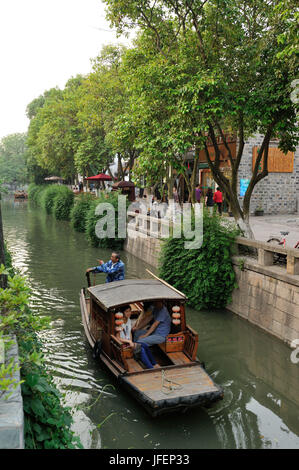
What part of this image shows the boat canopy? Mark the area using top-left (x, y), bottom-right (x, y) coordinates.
top-left (88, 279), bottom-right (186, 311)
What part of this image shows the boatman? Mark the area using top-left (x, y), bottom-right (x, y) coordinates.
top-left (86, 252), bottom-right (125, 283)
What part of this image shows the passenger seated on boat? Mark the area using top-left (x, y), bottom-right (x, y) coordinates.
top-left (116, 305), bottom-right (159, 369)
top-left (132, 300), bottom-right (171, 347)
top-left (133, 302), bottom-right (154, 330)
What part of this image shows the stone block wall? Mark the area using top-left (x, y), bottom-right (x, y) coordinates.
top-left (0, 336), bottom-right (24, 449)
top-left (228, 257), bottom-right (299, 346)
top-left (124, 228), bottom-right (162, 267)
top-left (237, 134), bottom-right (299, 214)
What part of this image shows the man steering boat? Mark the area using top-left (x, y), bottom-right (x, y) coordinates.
top-left (86, 252), bottom-right (125, 283)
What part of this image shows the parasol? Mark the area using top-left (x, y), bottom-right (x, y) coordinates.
top-left (84, 173), bottom-right (112, 181)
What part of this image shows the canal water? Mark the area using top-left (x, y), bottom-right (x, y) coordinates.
top-left (3, 197), bottom-right (299, 449)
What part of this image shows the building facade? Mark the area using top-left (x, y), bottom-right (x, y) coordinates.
top-left (193, 133), bottom-right (299, 215)
top-left (237, 135), bottom-right (299, 215)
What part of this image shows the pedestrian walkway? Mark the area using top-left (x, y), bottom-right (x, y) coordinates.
top-left (240, 213), bottom-right (299, 247)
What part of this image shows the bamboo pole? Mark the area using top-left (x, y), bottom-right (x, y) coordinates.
top-left (146, 269), bottom-right (186, 298)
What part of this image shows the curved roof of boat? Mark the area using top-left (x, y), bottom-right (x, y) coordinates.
top-left (88, 279), bottom-right (186, 311)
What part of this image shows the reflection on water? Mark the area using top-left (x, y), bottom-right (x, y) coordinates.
top-left (2, 197), bottom-right (299, 449)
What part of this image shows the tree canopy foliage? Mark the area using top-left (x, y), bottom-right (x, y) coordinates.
top-left (25, 0), bottom-right (298, 235)
top-left (103, 0), bottom-right (298, 235)
top-left (0, 133), bottom-right (28, 187)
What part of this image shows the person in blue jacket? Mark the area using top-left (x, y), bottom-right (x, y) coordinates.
top-left (86, 252), bottom-right (125, 283)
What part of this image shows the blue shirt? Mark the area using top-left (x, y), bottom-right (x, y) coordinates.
top-left (152, 306), bottom-right (171, 338)
top-left (93, 260), bottom-right (125, 283)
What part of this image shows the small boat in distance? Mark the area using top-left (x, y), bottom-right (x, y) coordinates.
top-left (14, 190), bottom-right (28, 199)
top-left (80, 272), bottom-right (223, 417)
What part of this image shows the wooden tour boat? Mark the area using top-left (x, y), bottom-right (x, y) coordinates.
top-left (80, 272), bottom-right (224, 417)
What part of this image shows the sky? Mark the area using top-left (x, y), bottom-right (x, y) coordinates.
top-left (0, 0), bottom-right (132, 140)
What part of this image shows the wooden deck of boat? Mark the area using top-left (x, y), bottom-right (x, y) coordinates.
top-left (126, 351), bottom-right (192, 373)
top-left (125, 363), bottom-right (219, 401)
top-left (167, 352), bottom-right (191, 365)
top-left (126, 358), bottom-right (144, 373)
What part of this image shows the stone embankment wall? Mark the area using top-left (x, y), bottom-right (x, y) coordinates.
top-left (124, 229), bottom-right (299, 347)
top-left (228, 257), bottom-right (299, 347)
top-left (124, 228), bottom-right (163, 267)
top-left (0, 336), bottom-right (24, 449)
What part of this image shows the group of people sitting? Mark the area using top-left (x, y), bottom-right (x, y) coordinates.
top-left (116, 300), bottom-right (171, 370)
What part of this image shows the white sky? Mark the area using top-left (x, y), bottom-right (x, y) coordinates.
top-left (0, 0), bottom-right (131, 140)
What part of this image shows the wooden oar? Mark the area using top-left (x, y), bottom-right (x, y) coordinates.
top-left (146, 269), bottom-right (186, 298)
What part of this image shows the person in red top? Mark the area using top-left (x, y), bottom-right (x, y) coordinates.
top-left (213, 187), bottom-right (223, 215)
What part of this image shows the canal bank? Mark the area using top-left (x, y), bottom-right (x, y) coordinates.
top-left (2, 198), bottom-right (299, 449)
top-left (124, 214), bottom-right (299, 348)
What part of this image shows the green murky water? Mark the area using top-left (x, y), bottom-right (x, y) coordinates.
top-left (3, 197), bottom-right (299, 449)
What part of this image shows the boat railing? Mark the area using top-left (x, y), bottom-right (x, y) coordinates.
top-left (183, 326), bottom-right (199, 361)
top-left (110, 335), bottom-right (127, 368)
top-left (110, 335), bottom-right (133, 370)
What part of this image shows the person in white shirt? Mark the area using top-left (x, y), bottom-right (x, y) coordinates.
top-left (116, 305), bottom-right (159, 369)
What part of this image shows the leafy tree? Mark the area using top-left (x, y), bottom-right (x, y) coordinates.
top-left (78, 45), bottom-right (138, 180)
top-left (104, 0), bottom-right (298, 236)
top-left (0, 133), bottom-right (28, 187)
top-left (26, 80), bottom-right (83, 180)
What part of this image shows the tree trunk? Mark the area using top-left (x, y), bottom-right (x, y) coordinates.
top-left (117, 153), bottom-right (125, 181)
top-left (189, 153), bottom-right (199, 204)
top-left (167, 164), bottom-right (174, 201)
top-left (128, 151), bottom-right (136, 181)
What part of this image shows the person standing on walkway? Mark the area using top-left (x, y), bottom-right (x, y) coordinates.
top-left (173, 186), bottom-right (179, 203)
top-left (213, 187), bottom-right (223, 215)
top-left (195, 184), bottom-right (202, 203)
top-left (205, 187), bottom-right (214, 214)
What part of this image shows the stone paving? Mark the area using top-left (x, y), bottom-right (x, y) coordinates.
top-left (243, 213), bottom-right (299, 247)
top-left (0, 336), bottom-right (24, 449)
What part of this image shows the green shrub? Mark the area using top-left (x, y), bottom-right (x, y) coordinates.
top-left (85, 191), bottom-right (127, 249)
top-left (159, 211), bottom-right (239, 310)
top-left (28, 183), bottom-right (47, 205)
top-left (41, 185), bottom-right (61, 214)
top-left (85, 198), bottom-right (101, 247)
top-left (28, 183), bottom-right (39, 201)
top-left (70, 193), bottom-right (93, 232)
top-left (53, 186), bottom-right (74, 220)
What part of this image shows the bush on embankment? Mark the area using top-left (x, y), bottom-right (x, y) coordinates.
top-left (85, 190), bottom-right (127, 250)
top-left (28, 183), bottom-right (74, 220)
top-left (70, 193), bottom-right (94, 232)
top-left (53, 186), bottom-right (74, 220)
top-left (29, 184), bottom-right (127, 250)
top-left (159, 211), bottom-right (240, 310)
top-left (28, 183), bottom-right (46, 204)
